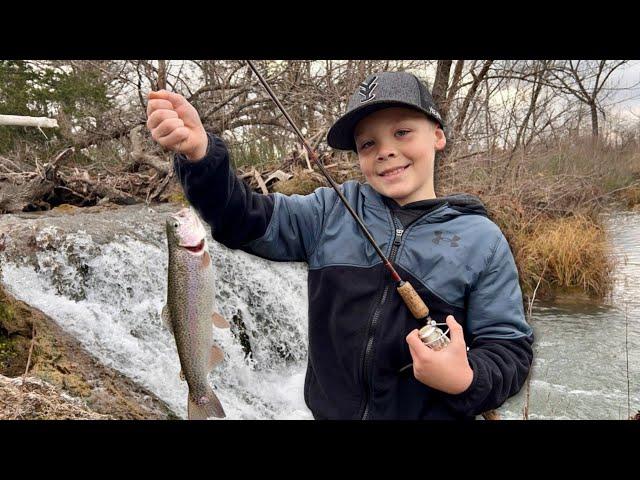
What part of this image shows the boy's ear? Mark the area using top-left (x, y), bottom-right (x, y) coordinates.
top-left (434, 126), bottom-right (447, 151)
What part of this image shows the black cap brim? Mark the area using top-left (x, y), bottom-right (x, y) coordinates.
top-left (327, 100), bottom-right (442, 152)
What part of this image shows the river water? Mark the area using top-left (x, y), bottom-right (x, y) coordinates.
top-left (0, 204), bottom-right (637, 420)
top-left (499, 211), bottom-right (640, 419)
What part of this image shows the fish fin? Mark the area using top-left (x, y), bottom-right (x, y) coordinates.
top-left (208, 344), bottom-right (225, 371)
top-left (201, 250), bottom-right (211, 268)
top-left (161, 304), bottom-right (173, 332)
top-left (179, 370), bottom-right (185, 381)
top-left (187, 388), bottom-right (226, 420)
top-left (212, 312), bottom-right (230, 329)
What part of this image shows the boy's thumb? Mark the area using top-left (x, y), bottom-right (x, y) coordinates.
top-left (148, 89), bottom-right (187, 108)
top-left (446, 315), bottom-right (464, 344)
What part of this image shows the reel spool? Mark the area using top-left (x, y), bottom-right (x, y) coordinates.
top-left (398, 320), bottom-right (451, 373)
top-left (418, 320), bottom-right (450, 351)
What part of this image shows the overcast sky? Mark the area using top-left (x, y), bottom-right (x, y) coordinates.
top-left (608, 60), bottom-right (640, 122)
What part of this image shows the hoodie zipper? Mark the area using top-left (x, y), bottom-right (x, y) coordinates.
top-left (358, 203), bottom-right (451, 419)
top-left (360, 216), bottom-right (405, 420)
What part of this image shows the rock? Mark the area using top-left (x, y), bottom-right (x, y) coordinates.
top-left (52, 203), bottom-right (80, 214)
top-left (0, 283), bottom-right (177, 419)
top-left (0, 374), bottom-right (111, 420)
top-left (272, 170), bottom-right (325, 196)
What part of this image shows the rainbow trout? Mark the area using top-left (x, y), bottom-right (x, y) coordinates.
top-left (163, 207), bottom-right (230, 419)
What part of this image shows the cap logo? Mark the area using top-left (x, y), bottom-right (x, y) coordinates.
top-left (428, 106), bottom-right (442, 121)
top-left (359, 76), bottom-right (378, 103)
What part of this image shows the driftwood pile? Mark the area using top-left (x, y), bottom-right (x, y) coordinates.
top-left (0, 124), bottom-right (361, 214)
top-left (0, 126), bottom-right (177, 214)
top-left (237, 148), bottom-right (361, 195)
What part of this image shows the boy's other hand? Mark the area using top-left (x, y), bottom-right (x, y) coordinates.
top-left (146, 90), bottom-right (208, 162)
top-left (406, 315), bottom-right (474, 395)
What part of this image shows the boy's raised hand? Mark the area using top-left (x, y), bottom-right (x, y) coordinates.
top-left (146, 90), bottom-right (208, 162)
top-left (406, 315), bottom-right (474, 395)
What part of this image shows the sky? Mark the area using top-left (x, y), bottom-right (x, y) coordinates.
top-left (607, 60), bottom-right (640, 123)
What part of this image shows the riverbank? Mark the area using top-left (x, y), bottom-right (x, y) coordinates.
top-left (0, 282), bottom-right (177, 419)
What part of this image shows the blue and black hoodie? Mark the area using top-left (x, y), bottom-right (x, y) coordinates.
top-left (175, 134), bottom-right (534, 420)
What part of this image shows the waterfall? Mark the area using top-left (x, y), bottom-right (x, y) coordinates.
top-left (0, 204), bottom-right (313, 419)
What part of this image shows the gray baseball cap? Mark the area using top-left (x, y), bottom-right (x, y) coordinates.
top-left (327, 71), bottom-right (445, 152)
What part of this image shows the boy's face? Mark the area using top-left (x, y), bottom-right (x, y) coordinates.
top-left (354, 107), bottom-right (446, 206)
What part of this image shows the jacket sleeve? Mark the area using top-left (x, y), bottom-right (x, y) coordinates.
top-left (174, 133), bottom-right (336, 262)
top-left (440, 232), bottom-right (534, 417)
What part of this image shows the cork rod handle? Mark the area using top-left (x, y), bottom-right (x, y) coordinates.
top-left (396, 281), bottom-right (429, 320)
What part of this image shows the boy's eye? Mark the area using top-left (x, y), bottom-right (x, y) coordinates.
top-left (359, 140), bottom-right (374, 150)
top-left (396, 129), bottom-right (411, 137)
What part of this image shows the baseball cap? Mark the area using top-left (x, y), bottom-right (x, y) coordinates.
top-left (327, 71), bottom-right (445, 152)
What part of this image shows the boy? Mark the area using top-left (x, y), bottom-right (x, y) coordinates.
top-left (146, 70), bottom-right (534, 420)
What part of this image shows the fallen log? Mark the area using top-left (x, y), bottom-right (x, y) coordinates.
top-left (0, 114), bottom-right (58, 129)
top-left (264, 170), bottom-right (292, 185)
top-left (62, 172), bottom-right (138, 206)
top-left (0, 148), bottom-right (74, 213)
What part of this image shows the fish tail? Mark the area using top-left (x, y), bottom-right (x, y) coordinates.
top-left (187, 388), bottom-right (226, 420)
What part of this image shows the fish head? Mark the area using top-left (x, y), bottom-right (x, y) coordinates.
top-left (166, 207), bottom-right (208, 256)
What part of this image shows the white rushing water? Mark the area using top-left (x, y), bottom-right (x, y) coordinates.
top-left (0, 205), bottom-right (313, 419)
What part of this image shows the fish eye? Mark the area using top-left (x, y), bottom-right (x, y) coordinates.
top-left (173, 221), bottom-right (179, 228)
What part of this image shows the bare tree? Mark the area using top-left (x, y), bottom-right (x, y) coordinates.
top-left (452, 60), bottom-right (494, 140)
top-left (547, 60), bottom-right (628, 139)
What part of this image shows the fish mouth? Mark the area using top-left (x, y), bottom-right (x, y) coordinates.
top-left (180, 238), bottom-right (205, 254)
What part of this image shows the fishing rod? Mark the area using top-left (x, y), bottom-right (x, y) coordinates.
top-left (246, 60), bottom-right (449, 350)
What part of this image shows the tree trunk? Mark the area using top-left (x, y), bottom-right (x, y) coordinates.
top-left (157, 60), bottom-right (167, 91)
top-left (432, 60), bottom-right (452, 118)
top-left (590, 102), bottom-right (599, 139)
top-left (443, 60), bottom-right (465, 120)
top-left (452, 60), bottom-right (493, 140)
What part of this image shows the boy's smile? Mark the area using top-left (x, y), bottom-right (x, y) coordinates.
top-left (354, 107), bottom-right (446, 206)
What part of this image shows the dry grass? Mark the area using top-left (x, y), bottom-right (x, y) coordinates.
top-left (616, 183), bottom-right (640, 208)
top-left (512, 215), bottom-right (614, 299)
top-left (475, 195), bottom-right (614, 300)
top-left (0, 374), bottom-right (111, 420)
top-left (435, 138), bottom-right (638, 300)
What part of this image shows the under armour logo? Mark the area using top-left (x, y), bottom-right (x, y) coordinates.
top-left (359, 76), bottom-right (378, 103)
top-left (433, 231), bottom-right (460, 247)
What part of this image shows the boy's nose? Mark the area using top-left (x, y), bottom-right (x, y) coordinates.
top-left (376, 146), bottom-right (397, 161)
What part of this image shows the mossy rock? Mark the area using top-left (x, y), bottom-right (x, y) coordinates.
top-left (0, 301), bottom-right (15, 326)
top-left (0, 283), bottom-right (175, 419)
top-left (272, 171), bottom-right (325, 196)
top-left (0, 292), bottom-right (33, 377)
top-left (0, 297), bottom-right (32, 337)
top-left (52, 203), bottom-right (80, 214)
top-left (0, 334), bottom-right (18, 374)
top-left (162, 181), bottom-right (189, 206)
top-left (166, 190), bottom-right (188, 205)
